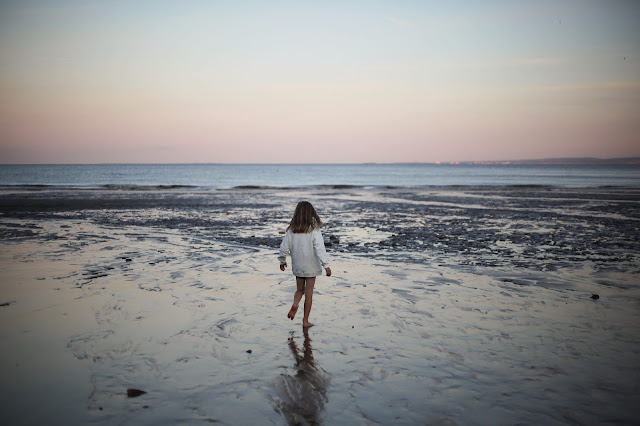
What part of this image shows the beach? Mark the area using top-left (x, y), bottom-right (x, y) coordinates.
top-left (1, 186), bottom-right (639, 424)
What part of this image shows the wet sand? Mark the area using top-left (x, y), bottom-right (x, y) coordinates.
top-left (1, 187), bottom-right (639, 424)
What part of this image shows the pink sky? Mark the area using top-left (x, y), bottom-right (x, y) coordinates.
top-left (1, 1), bottom-right (639, 164)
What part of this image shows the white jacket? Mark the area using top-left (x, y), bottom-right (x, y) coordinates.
top-left (278, 229), bottom-right (330, 277)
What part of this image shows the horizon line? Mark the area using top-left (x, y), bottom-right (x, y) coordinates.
top-left (1, 156), bottom-right (640, 166)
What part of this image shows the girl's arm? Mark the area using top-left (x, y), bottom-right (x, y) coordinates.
top-left (312, 230), bottom-right (330, 269)
top-left (278, 231), bottom-right (290, 266)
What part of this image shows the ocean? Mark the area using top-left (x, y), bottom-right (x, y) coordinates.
top-left (1, 163), bottom-right (639, 189)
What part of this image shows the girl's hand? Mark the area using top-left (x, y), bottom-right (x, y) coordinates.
top-left (280, 263), bottom-right (287, 271)
top-left (325, 267), bottom-right (332, 276)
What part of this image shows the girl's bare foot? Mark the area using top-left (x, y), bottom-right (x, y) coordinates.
top-left (302, 322), bottom-right (314, 329)
top-left (287, 304), bottom-right (298, 320)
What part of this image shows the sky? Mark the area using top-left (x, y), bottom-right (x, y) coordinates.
top-left (1, 0), bottom-right (639, 164)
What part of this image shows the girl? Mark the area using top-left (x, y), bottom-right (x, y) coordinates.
top-left (278, 201), bottom-right (332, 329)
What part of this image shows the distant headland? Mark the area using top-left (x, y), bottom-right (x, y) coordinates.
top-left (429, 157), bottom-right (640, 165)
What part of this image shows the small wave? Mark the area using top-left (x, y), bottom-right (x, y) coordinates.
top-left (0, 184), bottom-right (202, 191)
top-left (232, 184), bottom-right (374, 190)
top-left (412, 184), bottom-right (558, 190)
top-left (0, 184), bottom-right (54, 188)
top-left (103, 184), bottom-right (198, 190)
top-left (231, 184), bottom-right (375, 190)
top-left (232, 185), bottom-right (292, 190)
top-left (0, 184), bottom-right (99, 191)
top-left (596, 185), bottom-right (629, 189)
top-left (505, 184), bottom-right (554, 189)
top-left (319, 184), bottom-right (360, 189)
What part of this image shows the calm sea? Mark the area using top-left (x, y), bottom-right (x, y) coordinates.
top-left (0, 164), bottom-right (639, 189)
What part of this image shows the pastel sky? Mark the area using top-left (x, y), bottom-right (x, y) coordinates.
top-left (1, 0), bottom-right (639, 164)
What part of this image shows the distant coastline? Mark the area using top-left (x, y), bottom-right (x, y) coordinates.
top-left (431, 157), bottom-right (640, 165)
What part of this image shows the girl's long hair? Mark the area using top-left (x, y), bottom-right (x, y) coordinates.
top-left (287, 201), bottom-right (322, 233)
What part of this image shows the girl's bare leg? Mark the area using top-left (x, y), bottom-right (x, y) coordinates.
top-left (288, 278), bottom-right (306, 320)
top-left (302, 278), bottom-right (315, 328)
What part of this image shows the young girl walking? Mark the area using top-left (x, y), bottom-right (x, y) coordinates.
top-left (278, 201), bottom-right (331, 329)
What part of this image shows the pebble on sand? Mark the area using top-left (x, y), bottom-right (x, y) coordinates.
top-left (127, 388), bottom-right (147, 398)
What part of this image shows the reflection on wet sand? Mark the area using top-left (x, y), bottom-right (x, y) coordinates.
top-left (273, 329), bottom-right (330, 425)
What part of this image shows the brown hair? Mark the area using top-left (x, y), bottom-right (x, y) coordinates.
top-left (287, 201), bottom-right (322, 233)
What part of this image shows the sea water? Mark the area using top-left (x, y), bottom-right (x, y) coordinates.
top-left (0, 163), bottom-right (639, 189)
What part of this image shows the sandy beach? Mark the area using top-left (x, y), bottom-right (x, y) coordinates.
top-left (1, 186), bottom-right (639, 424)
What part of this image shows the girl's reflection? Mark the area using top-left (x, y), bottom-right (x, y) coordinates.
top-left (273, 329), bottom-right (330, 425)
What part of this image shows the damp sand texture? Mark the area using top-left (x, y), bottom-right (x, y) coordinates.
top-left (1, 186), bottom-right (639, 425)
